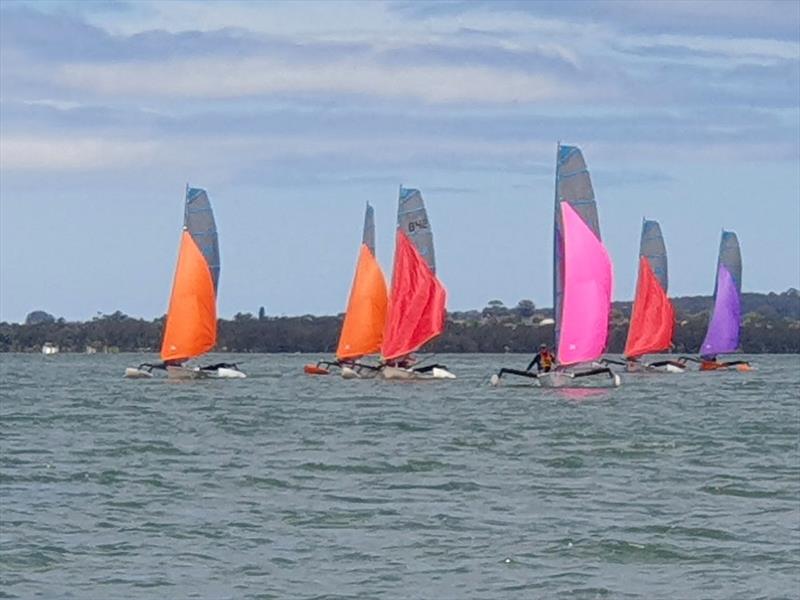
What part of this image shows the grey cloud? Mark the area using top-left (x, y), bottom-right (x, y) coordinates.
top-left (3, 98), bottom-right (794, 152)
top-left (0, 6), bottom-right (372, 63)
top-left (390, 0), bottom-right (800, 42)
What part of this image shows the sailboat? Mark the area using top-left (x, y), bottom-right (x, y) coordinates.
top-left (304, 202), bottom-right (388, 378)
top-left (380, 187), bottom-right (455, 380)
top-left (618, 220), bottom-right (684, 373)
top-left (124, 186), bottom-right (244, 379)
top-left (680, 230), bottom-right (751, 371)
top-left (492, 144), bottom-right (619, 387)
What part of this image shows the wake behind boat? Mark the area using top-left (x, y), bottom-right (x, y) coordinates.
top-left (492, 144), bottom-right (619, 388)
top-left (304, 202), bottom-right (388, 379)
top-left (124, 186), bottom-right (245, 380)
top-left (380, 187), bottom-right (455, 380)
top-left (678, 230), bottom-right (752, 372)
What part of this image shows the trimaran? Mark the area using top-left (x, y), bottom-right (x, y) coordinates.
top-left (678, 230), bottom-right (752, 371)
top-left (381, 187), bottom-right (455, 379)
top-left (493, 144), bottom-right (620, 388)
top-left (124, 186), bottom-right (245, 379)
top-left (304, 202), bottom-right (388, 378)
top-left (305, 188), bottom-right (455, 380)
top-left (605, 219), bottom-right (685, 373)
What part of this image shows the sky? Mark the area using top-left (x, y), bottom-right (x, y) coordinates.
top-left (1, 0), bottom-right (798, 323)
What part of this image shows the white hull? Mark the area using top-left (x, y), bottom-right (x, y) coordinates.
top-left (538, 370), bottom-right (621, 388)
top-left (341, 366), bottom-right (380, 379)
top-left (124, 364), bottom-right (246, 379)
top-left (167, 366), bottom-right (209, 380)
top-left (341, 366), bottom-right (359, 379)
top-left (124, 367), bottom-right (153, 379)
top-left (214, 367), bottom-right (247, 379)
top-left (381, 366), bottom-right (456, 380)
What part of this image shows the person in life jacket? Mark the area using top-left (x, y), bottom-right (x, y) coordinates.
top-left (526, 343), bottom-right (555, 373)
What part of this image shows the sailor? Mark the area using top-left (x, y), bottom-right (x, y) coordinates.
top-left (526, 343), bottom-right (555, 373)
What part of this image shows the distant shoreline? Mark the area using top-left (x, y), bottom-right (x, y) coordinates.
top-left (4, 290), bottom-right (798, 354)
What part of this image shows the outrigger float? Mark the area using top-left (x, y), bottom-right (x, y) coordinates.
top-left (124, 186), bottom-right (245, 380)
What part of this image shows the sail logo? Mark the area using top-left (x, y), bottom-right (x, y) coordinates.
top-left (408, 218), bottom-right (429, 233)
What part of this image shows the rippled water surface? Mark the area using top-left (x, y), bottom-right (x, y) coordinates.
top-left (1, 353), bottom-right (798, 599)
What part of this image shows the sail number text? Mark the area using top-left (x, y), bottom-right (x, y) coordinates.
top-left (408, 219), bottom-right (429, 233)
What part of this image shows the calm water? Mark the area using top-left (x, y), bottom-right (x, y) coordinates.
top-left (1, 353), bottom-right (798, 599)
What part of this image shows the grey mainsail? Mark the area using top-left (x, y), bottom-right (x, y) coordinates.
top-left (362, 202), bottom-right (376, 256)
top-left (640, 219), bottom-right (668, 291)
top-left (716, 230), bottom-right (742, 294)
top-left (553, 144), bottom-right (601, 351)
top-left (397, 186), bottom-right (435, 273)
top-left (184, 186), bottom-right (220, 291)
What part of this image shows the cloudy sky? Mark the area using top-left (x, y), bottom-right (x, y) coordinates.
top-left (1, 0), bottom-right (798, 322)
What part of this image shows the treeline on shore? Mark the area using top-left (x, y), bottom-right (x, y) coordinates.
top-left (3, 290), bottom-right (799, 354)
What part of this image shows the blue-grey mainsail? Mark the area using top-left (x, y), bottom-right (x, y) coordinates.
top-left (553, 144), bottom-right (601, 351)
top-left (640, 219), bottom-right (668, 291)
top-left (362, 202), bottom-right (376, 256)
top-left (184, 186), bottom-right (220, 291)
top-left (715, 230), bottom-right (742, 294)
top-left (397, 186), bottom-right (435, 273)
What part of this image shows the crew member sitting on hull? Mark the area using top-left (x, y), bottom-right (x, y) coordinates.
top-left (526, 344), bottom-right (555, 373)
